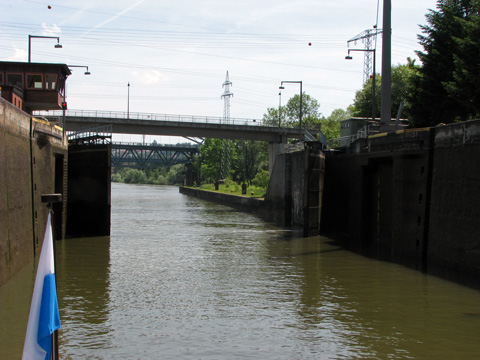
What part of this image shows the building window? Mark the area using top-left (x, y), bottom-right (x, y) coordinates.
top-left (27, 74), bottom-right (43, 89)
top-left (7, 73), bottom-right (23, 87)
top-left (46, 74), bottom-right (57, 90)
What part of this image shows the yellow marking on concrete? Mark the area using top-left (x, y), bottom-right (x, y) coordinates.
top-left (32, 117), bottom-right (50, 125)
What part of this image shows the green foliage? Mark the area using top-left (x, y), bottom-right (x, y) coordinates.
top-left (112, 165), bottom-right (184, 185)
top-left (263, 92), bottom-right (324, 129)
top-left (412, 0), bottom-right (480, 126)
top-left (199, 138), bottom-right (223, 183)
top-left (231, 140), bottom-right (267, 185)
top-left (199, 182), bottom-right (267, 198)
top-left (351, 62), bottom-right (420, 122)
top-left (167, 164), bottom-right (186, 185)
top-left (321, 108), bottom-right (352, 140)
top-left (251, 169), bottom-right (270, 189)
top-left (197, 137), bottom-right (268, 187)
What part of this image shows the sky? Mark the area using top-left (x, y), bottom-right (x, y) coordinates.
top-left (1, 0), bottom-right (438, 141)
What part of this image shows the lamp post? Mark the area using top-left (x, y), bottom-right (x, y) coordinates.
top-left (279, 80), bottom-right (303, 139)
top-left (345, 49), bottom-right (376, 132)
top-left (127, 82), bottom-right (130, 120)
top-left (62, 65), bottom-right (90, 128)
top-left (28, 35), bottom-right (62, 62)
top-left (278, 90), bottom-right (282, 127)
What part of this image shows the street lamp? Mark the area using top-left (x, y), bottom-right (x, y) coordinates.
top-left (278, 90), bottom-right (282, 127)
top-left (127, 82), bottom-right (130, 120)
top-left (61, 65), bottom-right (90, 128)
top-left (345, 48), bottom-right (376, 130)
top-left (279, 80), bottom-right (303, 139)
top-left (28, 35), bottom-right (62, 62)
top-left (68, 65), bottom-right (91, 75)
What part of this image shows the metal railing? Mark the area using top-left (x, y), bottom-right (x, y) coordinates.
top-left (67, 124), bottom-right (112, 145)
top-left (112, 141), bottom-right (200, 148)
top-left (328, 124), bottom-right (380, 148)
top-left (34, 109), bottom-right (266, 127)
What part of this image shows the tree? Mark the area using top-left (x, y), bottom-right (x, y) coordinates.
top-left (231, 140), bottom-right (267, 185)
top-left (198, 138), bottom-right (223, 183)
top-left (263, 92), bottom-right (324, 129)
top-left (351, 62), bottom-right (420, 122)
top-left (321, 108), bottom-right (353, 140)
top-left (444, 4), bottom-right (480, 120)
top-left (412, 0), bottom-right (480, 126)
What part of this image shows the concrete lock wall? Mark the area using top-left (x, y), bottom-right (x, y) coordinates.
top-left (322, 121), bottom-right (480, 277)
top-left (264, 145), bottom-right (325, 236)
top-left (428, 122), bottom-right (480, 276)
top-left (0, 99), bottom-right (34, 286)
top-left (0, 98), bottom-right (68, 287)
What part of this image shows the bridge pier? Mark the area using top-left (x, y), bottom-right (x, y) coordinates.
top-left (268, 139), bottom-right (287, 175)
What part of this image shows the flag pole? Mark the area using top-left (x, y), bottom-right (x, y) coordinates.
top-left (41, 194), bottom-right (62, 360)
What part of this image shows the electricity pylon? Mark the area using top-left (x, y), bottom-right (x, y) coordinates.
top-left (220, 71), bottom-right (233, 179)
top-left (347, 28), bottom-right (382, 83)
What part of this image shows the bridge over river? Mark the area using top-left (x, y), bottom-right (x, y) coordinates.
top-left (38, 109), bottom-right (312, 143)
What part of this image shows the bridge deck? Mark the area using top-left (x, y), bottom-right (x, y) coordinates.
top-left (39, 110), bottom-right (302, 143)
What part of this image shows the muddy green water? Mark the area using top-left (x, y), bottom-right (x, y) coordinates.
top-left (1, 183), bottom-right (480, 359)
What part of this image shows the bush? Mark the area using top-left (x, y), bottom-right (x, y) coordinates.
top-left (252, 170), bottom-right (269, 189)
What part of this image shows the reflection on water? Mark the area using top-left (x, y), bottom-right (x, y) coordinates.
top-left (56, 236), bottom-right (111, 357)
top-left (2, 183), bottom-right (480, 359)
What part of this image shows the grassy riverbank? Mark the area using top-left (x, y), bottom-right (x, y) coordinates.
top-left (195, 181), bottom-right (266, 199)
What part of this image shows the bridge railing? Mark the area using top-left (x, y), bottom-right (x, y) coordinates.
top-left (34, 109), bottom-right (266, 127)
top-left (113, 141), bottom-right (201, 148)
top-left (328, 124), bottom-right (380, 148)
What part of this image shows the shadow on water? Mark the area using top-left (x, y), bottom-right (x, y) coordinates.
top-left (321, 230), bottom-right (480, 292)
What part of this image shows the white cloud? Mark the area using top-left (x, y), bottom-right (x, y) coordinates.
top-left (133, 70), bottom-right (169, 85)
top-left (6, 48), bottom-right (27, 62)
top-left (41, 23), bottom-right (62, 37)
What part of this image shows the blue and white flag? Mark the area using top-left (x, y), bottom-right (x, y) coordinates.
top-left (23, 213), bottom-right (61, 360)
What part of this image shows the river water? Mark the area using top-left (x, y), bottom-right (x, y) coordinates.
top-left (2, 182), bottom-right (480, 359)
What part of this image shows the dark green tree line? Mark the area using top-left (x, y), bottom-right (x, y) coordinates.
top-left (196, 138), bottom-right (269, 185)
top-left (412, 0), bottom-right (480, 126)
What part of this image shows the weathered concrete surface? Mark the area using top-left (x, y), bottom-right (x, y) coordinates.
top-left (322, 120), bottom-right (480, 279)
top-left (428, 122), bottom-right (480, 276)
top-left (0, 98), bottom-right (67, 286)
top-left (0, 99), bottom-right (33, 286)
top-left (179, 187), bottom-right (265, 215)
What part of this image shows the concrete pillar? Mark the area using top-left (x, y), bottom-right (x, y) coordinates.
top-left (268, 141), bottom-right (285, 175)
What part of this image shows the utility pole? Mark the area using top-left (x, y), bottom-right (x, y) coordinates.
top-left (380, 0), bottom-right (392, 128)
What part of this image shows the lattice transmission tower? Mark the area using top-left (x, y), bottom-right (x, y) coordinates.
top-left (347, 28), bottom-right (382, 83)
top-left (220, 71), bottom-right (233, 179)
top-left (221, 71), bottom-right (233, 123)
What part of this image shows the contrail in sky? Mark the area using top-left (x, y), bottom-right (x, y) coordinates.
top-left (81, 0), bottom-right (147, 37)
